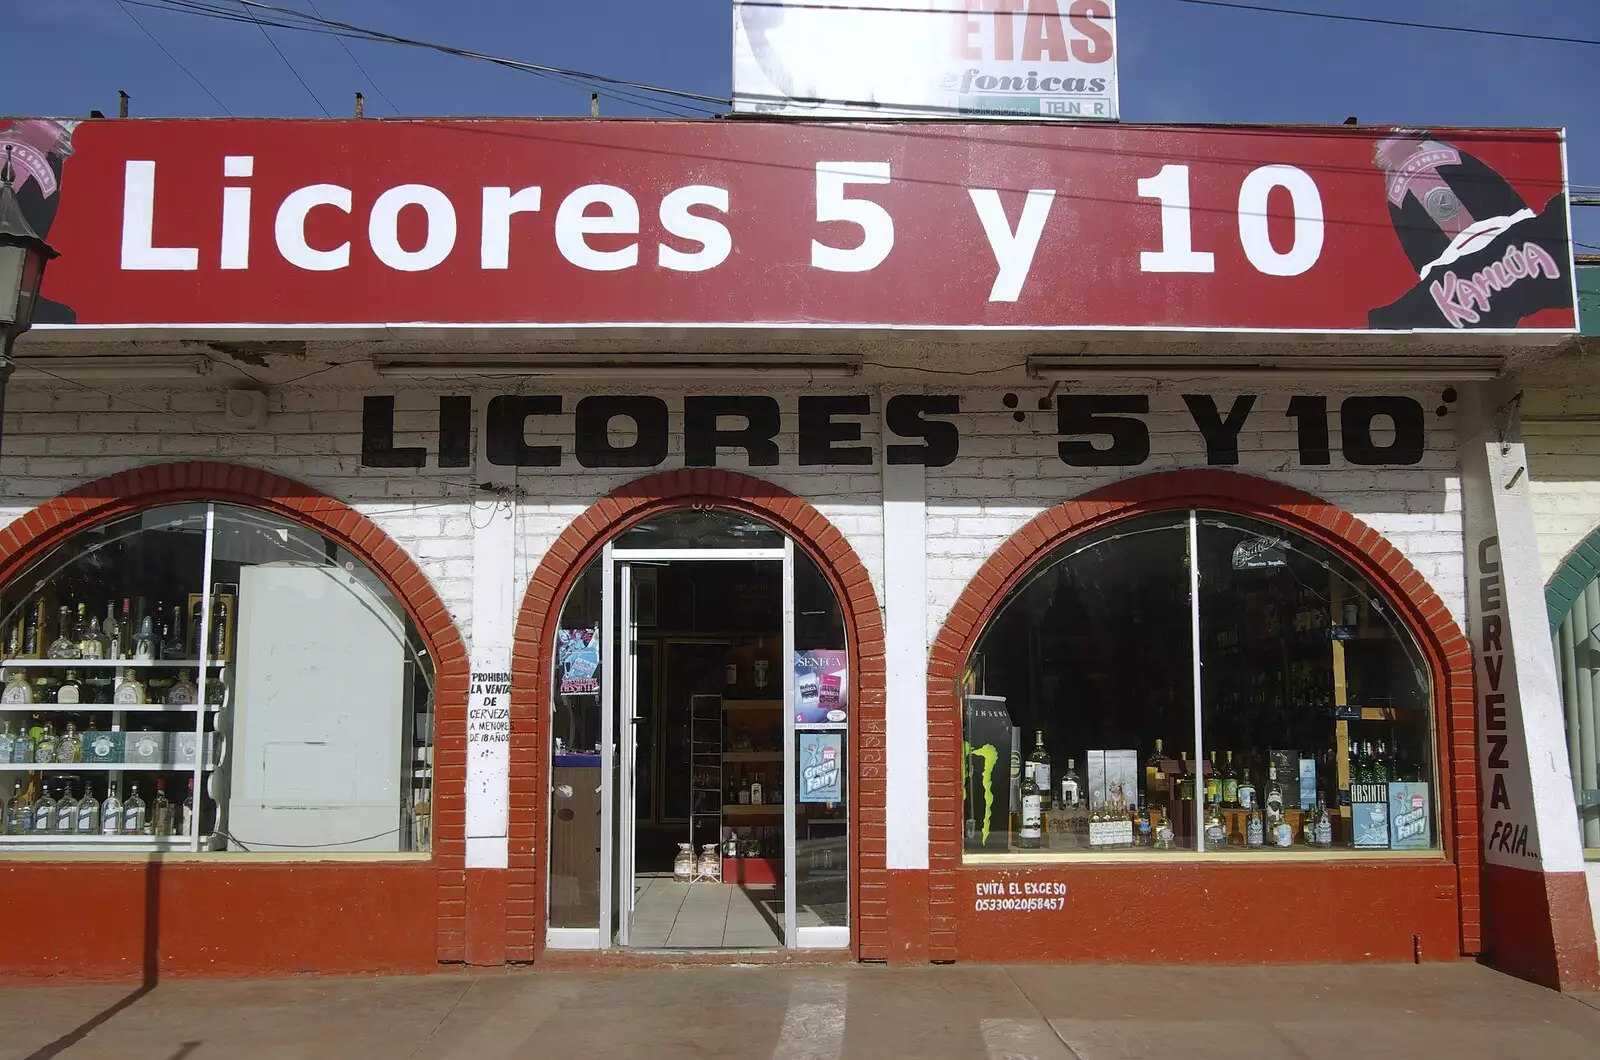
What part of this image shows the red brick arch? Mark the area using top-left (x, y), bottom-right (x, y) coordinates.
top-left (924, 469), bottom-right (1479, 961)
top-left (507, 469), bottom-right (886, 962)
top-left (0, 460), bottom-right (472, 965)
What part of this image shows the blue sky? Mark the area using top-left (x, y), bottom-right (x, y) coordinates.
top-left (6, 1), bottom-right (1599, 244)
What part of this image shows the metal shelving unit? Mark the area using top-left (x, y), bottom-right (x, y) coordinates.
top-left (688, 693), bottom-right (723, 867)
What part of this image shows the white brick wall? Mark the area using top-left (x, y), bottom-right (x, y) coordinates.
top-left (1521, 376), bottom-right (1600, 585)
top-left (0, 377), bottom-right (1467, 661)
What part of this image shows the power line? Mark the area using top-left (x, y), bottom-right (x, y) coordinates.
top-left (114, 0), bottom-right (234, 115)
top-left (301, 0), bottom-right (401, 115)
top-left (233, 0), bottom-right (333, 117)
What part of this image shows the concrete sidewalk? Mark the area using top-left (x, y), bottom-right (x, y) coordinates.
top-left (1, 962), bottom-right (1598, 1060)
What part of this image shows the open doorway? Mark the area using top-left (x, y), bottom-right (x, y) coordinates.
top-left (545, 509), bottom-right (851, 952)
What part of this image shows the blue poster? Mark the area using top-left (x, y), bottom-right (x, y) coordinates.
top-left (799, 732), bottom-right (844, 803)
top-left (556, 627), bottom-right (600, 694)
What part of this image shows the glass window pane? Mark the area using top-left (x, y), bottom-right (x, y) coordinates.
top-left (1197, 513), bottom-right (1437, 853)
top-left (550, 558), bottom-right (602, 928)
top-left (615, 510), bottom-right (783, 550)
top-left (795, 549), bottom-right (847, 929)
top-left (962, 513), bottom-right (1196, 857)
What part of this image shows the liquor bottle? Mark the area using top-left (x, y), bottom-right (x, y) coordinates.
top-left (738, 779), bottom-right (751, 805)
top-left (8, 720), bottom-right (30, 763)
top-left (0, 780), bottom-right (8, 835)
top-left (1, 668), bottom-right (31, 705)
top-left (1265, 762), bottom-right (1286, 845)
top-left (204, 674), bottom-right (226, 708)
top-left (190, 597), bottom-right (206, 659)
top-left (1017, 769), bottom-right (1043, 849)
top-left (152, 779), bottom-right (174, 837)
top-left (1029, 730), bottom-right (1052, 811)
top-left (34, 722), bottom-right (57, 764)
top-left (1314, 798), bottom-right (1334, 847)
top-left (7, 781), bottom-right (29, 834)
top-left (1246, 809), bottom-right (1265, 846)
top-left (161, 606), bottom-right (185, 661)
top-left (82, 614), bottom-right (109, 660)
top-left (1222, 751), bottom-right (1239, 807)
top-left (100, 785), bottom-right (123, 835)
top-left (1237, 756), bottom-right (1257, 811)
top-left (1373, 740), bottom-right (1390, 784)
top-left (750, 774), bottom-right (764, 806)
top-left (164, 670), bottom-right (198, 707)
top-left (1136, 798), bottom-right (1152, 847)
top-left (1060, 758), bottom-right (1082, 809)
top-left (72, 604), bottom-right (94, 658)
top-left (55, 781), bottom-right (77, 834)
top-left (57, 722), bottom-right (82, 764)
top-left (33, 784), bottom-right (56, 834)
top-left (21, 603), bottom-right (38, 657)
top-left (1205, 750), bottom-right (1221, 805)
top-left (2, 614), bottom-right (19, 659)
top-left (0, 720), bottom-right (11, 764)
top-left (114, 669), bottom-right (148, 706)
top-left (123, 785), bottom-right (147, 835)
top-left (1176, 752), bottom-right (1192, 802)
top-left (46, 606), bottom-right (81, 660)
top-left (1145, 738), bottom-right (1167, 799)
top-left (133, 612), bottom-right (157, 662)
top-left (116, 599), bottom-right (133, 659)
top-left (1154, 806), bottom-right (1175, 849)
top-left (181, 778), bottom-right (195, 837)
top-left (55, 669), bottom-right (83, 706)
top-left (102, 601), bottom-right (121, 661)
top-left (77, 782), bottom-right (100, 834)
top-left (1203, 802), bottom-right (1226, 847)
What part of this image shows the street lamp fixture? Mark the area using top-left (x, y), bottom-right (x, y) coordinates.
top-left (0, 143), bottom-right (60, 458)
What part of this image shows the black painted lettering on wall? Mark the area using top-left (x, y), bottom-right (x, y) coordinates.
top-left (1182, 394), bottom-right (1257, 466)
top-left (486, 395), bottom-right (562, 467)
top-left (684, 396), bottom-right (781, 467)
top-left (1056, 395), bottom-right (1150, 467)
top-left (361, 396), bottom-right (426, 468)
top-left (1285, 396), bottom-right (1331, 466)
top-left (1341, 396), bottom-right (1426, 466)
top-left (575, 396), bottom-right (670, 468)
top-left (799, 395), bottom-right (873, 466)
top-left (437, 396), bottom-right (473, 469)
top-left (885, 395), bottom-right (960, 467)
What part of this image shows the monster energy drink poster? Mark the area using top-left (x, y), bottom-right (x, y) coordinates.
top-left (964, 694), bottom-right (1016, 852)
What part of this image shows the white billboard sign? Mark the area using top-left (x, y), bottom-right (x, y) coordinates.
top-left (732, 0), bottom-right (1119, 121)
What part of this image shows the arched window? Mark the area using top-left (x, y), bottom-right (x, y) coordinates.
top-left (0, 502), bottom-right (435, 854)
top-left (962, 510), bottom-right (1437, 858)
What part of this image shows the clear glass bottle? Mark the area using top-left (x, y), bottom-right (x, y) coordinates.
top-left (1246, 809), bottom-right (1265, 847)
top-left (1314, 799), bottom-right (1334, 847)
top-left (8, 780), bottom-right (31, 834)
top-left (133, 613), bottom-right (157, 662)
top-left (1060, 757), bottom-right (1082, 809)
top-left (81, 614), bottom-right (109, 660)
top-left (46, 605), bottom-right (81, 660)
top-left (1236, 755), bottom-right (1258, 811)
top-left (164, 670), bottom-right (198, 707)
top-left (1017, 768), bottom-right (1043, 849)
top-left (55, 781), bottom-right (78, 834)
top-left (114, 668), bottom-right (148, 706)
top-left (161, 605), bottom-right (185, 661)
top-left (20, 604), bottom-right (39, 657)
top-left (1203, 802), bottom-right (1227, 847)
top-left (33, 722), bottom-right (57, 764)
top-left (1222, 750), bottom-right (1239, 807)
top-left (1, 668), bottom-right (33, 705)
top-left (8, 720), bottom-right (30, 763)
top-left (33, 784), bottom-right (56, 835)
top-left (0, 720), bottom-right (12, 764)
top-left (122, 785), bottom-right (147, 835)
top-left (102, 601), bottom-right (121, 661)
top-left (749, 774), bottom-right (764, 806)
top-left (181, 778), bottom-right (195, 837)
top-left (100, 785), bottom-right (123, 835)
top-left (152, 779), bottom-right (174, 837)
top-left (57, 721), bottom-right (82, 764)
top-left (116, 599), bottom-right (133, 660)
top-left (1028, 729), bottom-right (1052, 812)
top-left (77, 781), bottom-right (100, 834)
top-left (55, 669), bottom-right (83, 707)
top-left (1154, 806), bottom-right (1175, 849)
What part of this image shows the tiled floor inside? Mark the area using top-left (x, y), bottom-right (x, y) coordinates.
top-left (628, 876), bottom-right (784, 949)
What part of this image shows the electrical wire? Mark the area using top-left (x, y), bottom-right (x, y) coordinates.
top-left (300, 0), bottom-right (400, 115)
top-left (114, 0), bottom-right (235, 116)
top-left (232, 0), bottom-right (334, 117)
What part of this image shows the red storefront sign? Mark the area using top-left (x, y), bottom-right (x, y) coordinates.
top-left (2, 117), bottom-right (1576, 332)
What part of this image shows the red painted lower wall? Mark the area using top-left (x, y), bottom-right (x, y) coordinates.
top-left (0, 861), bottom-right (441, 981)
top-left (1481, 862), bottom-right (1600, 991)
top-left (950, 861), bottom-right (1462, 964)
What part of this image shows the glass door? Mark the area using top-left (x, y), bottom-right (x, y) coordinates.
top-left (614, 562), bottom-right (639, 946)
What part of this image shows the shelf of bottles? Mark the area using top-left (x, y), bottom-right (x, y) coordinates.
top-left (0, 583), bottom-right (234, 852)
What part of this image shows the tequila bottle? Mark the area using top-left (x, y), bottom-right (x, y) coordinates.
top-left (1136, 799), bottom-right (1152, 846)
top-left (189, 597), bottom-right (206, 659)
top-left (1246, 810), bottom-right (1265, 847)
top-left (1205, 750), bottom-right (1221, 805)
top-left (1017, 769), bottom-right (1043, 849)
top-left (33, 722), bottom-right (57, 764)
top-left (116, 599), bottom-right (133, 659)
top-left (8, 722), bottom-right (30, 763)
top-left (0, 721), bottom-right (11, 764)
top-left (1177, 752), bottom-right (1193, 802)
top-left (55, 670), bottom-right (83, 706)
top-left (1222, 751), bottom-right (1239, 807)
top-left (1060, 758), bottom-right (1082, 808)
top-left (1265, 762), bottom-right (1289, 846)
top-left (102, 601), bottom-right (121, 661)
top-left (1145, 739), bottom-right (1167, 799)
top-left (100, 786), bottom-right (123, 835)
top-left (1314, 799), bottom-right (1334, 847)
top-left (204, 673), bottom-right (226, 708)
top-left (55, 782), bottom-right (77, 834)
top-left (21, 604), bottom-right (38, 657)
top-left (1154, 807), bottom-right (1175, 849)
top-left (33, 785), bottom-right (56, 834)
top-left (77, 783), bottom-right (100, 834)
top-left (46, 606), bottom-right (81, 660)
top-left (1237, 756), bottom-right (1258, 811)
top-left (164, 670), bottom-right (198, 707)
top-left (57, 722), bottom-right (82, 764)
top-left (211, 596), bottom-right (230, 659)
top-left (1203, 802), bottom-right (1226, 847)
top-left (133, 614), bottom-right (157, 662)
top-left (81, 614), bottom-right (109, 660)
top-left (161, 605), bottom-right (185, 661)
top-left (1028, 729), bottom-right (1052, 811)
top-left (749, 774), bottom-right (764, 806)
top-left (1, 669), bottom-right (32, 705)
top-left (8, 782), bottom-right (30, 834)
top-left (181, 778), bottom-right (195, 837)
top-left (114, 669), bottom-right (148, 706)
top-left (152, 779), bottom-right (174, 837)
top-left (123, 785), bottom-right (147, 835)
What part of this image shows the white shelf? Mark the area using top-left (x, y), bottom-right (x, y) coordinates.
top-left (0, 703), bottom-right (220, 713)
top-left (1, 659), bottom-right (224, 670)
top-left (0, 762), bottom-right (213, 772)
top-left (0, 833), bottom-right (207, 851)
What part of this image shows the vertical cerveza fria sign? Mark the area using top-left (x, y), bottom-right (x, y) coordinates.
top-left (1473, 536), bottom-right (1540, 862)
